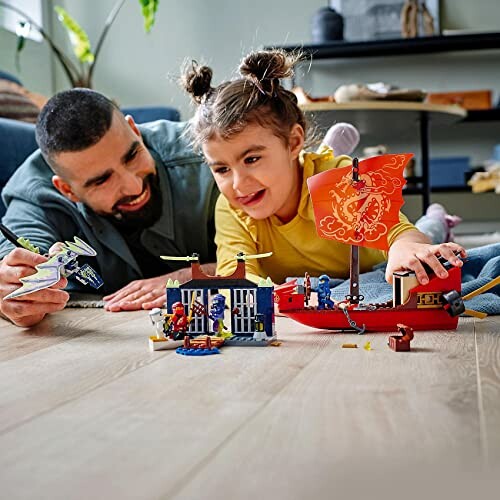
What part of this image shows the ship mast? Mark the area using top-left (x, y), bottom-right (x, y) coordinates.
top-left (349, 158), bottom-right (361, 304)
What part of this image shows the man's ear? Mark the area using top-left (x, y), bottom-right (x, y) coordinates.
top-left (52, 175), bottom-right (80, 203)
top-left (289, 123), bottom-right (305, 159)
top-left (125, 114), bottom-right (142, 138)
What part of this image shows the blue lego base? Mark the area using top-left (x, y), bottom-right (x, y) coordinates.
top-left (176, 347), bottom-right (220, 356)
top-left (224, 336), bottom-right (276, 347)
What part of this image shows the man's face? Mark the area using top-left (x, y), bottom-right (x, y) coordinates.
top-left (52, 112), bottom-right (161, 228)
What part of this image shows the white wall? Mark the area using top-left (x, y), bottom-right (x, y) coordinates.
top-left (0, 0), bottom-right (53, 95)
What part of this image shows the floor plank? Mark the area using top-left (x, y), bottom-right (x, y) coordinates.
top-left (474, 316), bottom-right (500, 466)
top-left (0, 309), bottom-right (128, 362)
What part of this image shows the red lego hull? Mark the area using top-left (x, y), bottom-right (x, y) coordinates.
top-left (275, 267), bottom-right (462, 333)
top-left (279, 307), bottom-right (458, 332)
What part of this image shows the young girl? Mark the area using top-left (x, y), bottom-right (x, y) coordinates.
top-left (181, 49), bottom-right (465, 286)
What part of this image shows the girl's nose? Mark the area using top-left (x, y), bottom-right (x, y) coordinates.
top-left (232, 170), bottom-right (249, 192)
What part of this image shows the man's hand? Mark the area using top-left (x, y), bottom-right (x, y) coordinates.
top-left (103, 275), bottom-right (170, 312)
top-left (103, 264), bottom-right (216, 312)
top-left (386, 230), bottom-right (466, 285)
top-left (0, 248), bottom-right (69, 327)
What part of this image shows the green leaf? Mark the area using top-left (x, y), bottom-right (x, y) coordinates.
top-left (16, 33), bottom-right (26, 53)
top-left (138, 0), bottom-right (159, 33)
top-left (54, 6), bottom-right (94, 64)
top-left (15, 21), bottom-right (29, 71)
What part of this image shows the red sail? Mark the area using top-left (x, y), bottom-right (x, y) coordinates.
top-left (307, 154), bottom-right (413, 251)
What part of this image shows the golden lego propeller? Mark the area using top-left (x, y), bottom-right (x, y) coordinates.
top-left (160, 253), bottom-right (201, 262)
top-left (235, 251), bottom-right (273, 261)
top-left (160, 251), bottom-right (273, 262)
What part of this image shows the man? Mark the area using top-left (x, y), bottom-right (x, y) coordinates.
top-left (0, 89), bottom-right (219, 327)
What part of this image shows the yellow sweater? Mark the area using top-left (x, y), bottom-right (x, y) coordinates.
top-left (215, 148), bottom-right (415, 283)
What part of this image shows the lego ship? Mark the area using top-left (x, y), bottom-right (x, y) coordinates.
top-left (274, 154), bottom-right (470, 333)
top-left (274, 266), bottom-right (464, 333)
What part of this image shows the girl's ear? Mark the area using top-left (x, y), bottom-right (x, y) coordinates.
top-left (52, 175), bottom-right (80, 203)
top-left (289, 123), bottom-right (305, 159)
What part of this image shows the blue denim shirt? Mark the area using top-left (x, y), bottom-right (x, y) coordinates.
top-left (0, 120), bottom-right (219, 294)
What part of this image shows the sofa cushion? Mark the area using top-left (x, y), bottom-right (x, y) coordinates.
top-left (0, 70), bottom-right (22, 86)
top-left (0, 117), bottom-right (38, 217)
top-left (122, 106), bottom-right (181, 123)
top-left (0, 79), bottom-right (42, 123)
top-left (0, 117), bottom-right (37, 184)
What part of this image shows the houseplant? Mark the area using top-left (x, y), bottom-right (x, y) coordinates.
top-left (0, 0), bottom-right (159, 88)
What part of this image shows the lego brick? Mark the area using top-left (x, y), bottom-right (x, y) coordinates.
top-left (148, 337), bottom-right (183, 351)
top-left (224, 336), bottom-right (277, 347)
top-left (176, 347), bottom-right (220, 356)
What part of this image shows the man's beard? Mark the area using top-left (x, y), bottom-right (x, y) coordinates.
top-left (107, 173), bottom-right (163, 231)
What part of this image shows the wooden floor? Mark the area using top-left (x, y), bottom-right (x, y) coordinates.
top-left (0, 310), bottom-right (499, 500)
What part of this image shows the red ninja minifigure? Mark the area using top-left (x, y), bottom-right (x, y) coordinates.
top-left (166, 302), bottom-right (190, 340)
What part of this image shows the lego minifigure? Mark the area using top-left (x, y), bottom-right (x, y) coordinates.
top-left (317, 274), bottom-right (336, 310)
top-left (253, 313), bottom-right (268, 341)
top-left (148, 306), bottom-right (186, 351)
top-left (209, 294), bottom-right (227, 335)
top-left (165, 302), bottom-right (191, 340)
top-left (149, 308), bottom-right (165, 339)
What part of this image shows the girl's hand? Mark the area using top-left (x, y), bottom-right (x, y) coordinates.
top-left (386, 238), bottom-right (466, 285)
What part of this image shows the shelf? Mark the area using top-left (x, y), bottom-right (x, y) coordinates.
top-left (299, 101), bottom-right (465, 134)
top-left (404, 185), bottom-right (471, 195)
top-left (270, 32), bottom-right (500, 60)
top-left (404, 179), bottom-right (472, 193)
top-left (300, 100), bottom-right (465, 116)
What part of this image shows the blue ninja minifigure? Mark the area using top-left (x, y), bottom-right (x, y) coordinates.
top-left (209, 294), bottom-right (226, 335)
top-left (317, 274), bottom-right (336, 310)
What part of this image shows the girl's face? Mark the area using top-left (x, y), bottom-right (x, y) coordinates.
top-left (203, 122), bottom-right (304, 223)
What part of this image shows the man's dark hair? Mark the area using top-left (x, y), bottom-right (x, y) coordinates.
top-left (36, 88), bottom-right (120, 169)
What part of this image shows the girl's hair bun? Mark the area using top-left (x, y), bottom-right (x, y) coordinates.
top-left (239, 49), bottom-right (297, 96)
top-left (181, 61), bottom-right (213, 104)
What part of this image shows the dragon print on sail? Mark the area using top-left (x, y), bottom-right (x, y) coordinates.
top-left (309, 154), bottom-right (412, 251)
